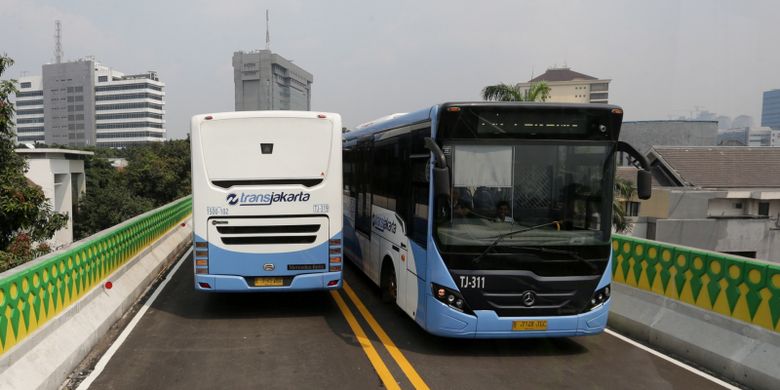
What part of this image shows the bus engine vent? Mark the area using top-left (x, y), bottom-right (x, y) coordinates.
top-left (217, 224), bottom-right (320, 245)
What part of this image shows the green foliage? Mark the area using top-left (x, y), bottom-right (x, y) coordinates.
top-left (0, 53), bottom-right (68, 271)
top-left (613, 178), bottom-right (637, 233)
top-left (481, 81), bottom-right (550, 102)
top-left (73, 139), bottom-right (191, 239)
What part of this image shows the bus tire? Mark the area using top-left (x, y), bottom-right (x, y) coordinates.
top-left (380, 259), bottom-right (397, 304)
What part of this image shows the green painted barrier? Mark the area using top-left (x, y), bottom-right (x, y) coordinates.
top-left (612, 234), bottom-right (780, 333)
top-left (0, 196), bottom-right (192, 355)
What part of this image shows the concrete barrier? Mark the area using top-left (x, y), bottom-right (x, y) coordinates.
top-left (609, 283), bottom-right (780, 390)
top-left (0, 218), bottom-right (191, 390)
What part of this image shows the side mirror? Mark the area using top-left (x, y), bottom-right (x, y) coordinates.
top-left (617, 141), bottom-right (652, 200)
top-left (424, 137), bottom-right (451, 198)
top-left (637, 170), bottom-right (652, 200)
top-left (432, 166), bottom-right (450, 198)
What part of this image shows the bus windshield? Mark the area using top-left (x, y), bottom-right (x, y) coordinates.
top-left (435, 142), bottom-right (615, 249)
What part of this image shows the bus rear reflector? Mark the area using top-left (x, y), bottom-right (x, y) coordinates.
top-left (318, 114), bottom-right (327, 118)
top-left (199, 282), bottom-right (211, 289)
top-left (327, 279), bottom-right (339, 286)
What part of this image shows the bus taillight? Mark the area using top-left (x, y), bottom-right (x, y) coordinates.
top-left (194, 242), bottom-right (209, 273)
top-left (329, 239), bottom-right (342, 272)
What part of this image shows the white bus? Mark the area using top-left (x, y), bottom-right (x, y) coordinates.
top-left (190, 111), bottom-right (343, 291)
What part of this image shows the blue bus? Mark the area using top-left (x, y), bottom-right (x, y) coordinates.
top-left (342, 102), bottom-right (651, 338)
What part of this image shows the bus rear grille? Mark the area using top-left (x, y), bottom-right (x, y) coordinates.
top-left (221, 236), bottom-right (317, 245)
top-left (216, 225), bottom-right (319, 234)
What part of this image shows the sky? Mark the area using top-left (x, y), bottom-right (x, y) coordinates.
top-left (1, 0), bottom-right (779, 140)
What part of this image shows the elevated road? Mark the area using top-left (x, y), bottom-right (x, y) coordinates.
top-left (75, 252), bottom-right (731, 389)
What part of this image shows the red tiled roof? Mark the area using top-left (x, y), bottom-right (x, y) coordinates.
top-left (529, 68), bottom-right (597, 82)
top-left (650, 147), bottom-right (780, 188)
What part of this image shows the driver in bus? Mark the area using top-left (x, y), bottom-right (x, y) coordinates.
top-left (494, 200), bottom-right (515, 223)
top-left (453, 197), bottom-right (473, 218)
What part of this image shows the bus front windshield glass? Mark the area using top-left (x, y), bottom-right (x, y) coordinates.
top-left (435, 143), bottom-right (614, 249)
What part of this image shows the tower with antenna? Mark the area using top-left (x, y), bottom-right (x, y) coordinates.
top-left (265, 10), bottom-right (270, 51)
top-left (54, 20), bottom-right (63, 63)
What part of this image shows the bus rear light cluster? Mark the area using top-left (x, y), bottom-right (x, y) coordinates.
top-left (194, 241), bottom-right (209, 274)
top-left (431, 283), bottom-right (473, 314)
top-left (329, 239), bottom-right (342, 272)
top-left (588, 284), bottom-right (611, 311)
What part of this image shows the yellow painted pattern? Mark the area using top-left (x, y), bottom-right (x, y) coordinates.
top-left (0, 197), bottom-right (192, 355)
top-left (612, 234), bottom-right (780, 333)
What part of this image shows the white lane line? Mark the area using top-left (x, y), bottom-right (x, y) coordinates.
top-left (604, 329), bottom-right (740, 390)
top-left (77, 247), bottom-right (192, 390)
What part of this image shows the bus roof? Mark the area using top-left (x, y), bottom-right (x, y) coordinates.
top-left (343, 102), bottom-right (622, 141)
top-left (192, 111), bottom-right (340, 122)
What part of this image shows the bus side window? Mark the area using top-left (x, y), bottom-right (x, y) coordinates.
top-left (355, 138), bottom-right (373, 234)
top-left (408, 128), bottom-right (430, 247)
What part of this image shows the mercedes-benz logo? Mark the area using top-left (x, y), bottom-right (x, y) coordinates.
top-left (521, 290), bottom-right (536, 307)
top-left (263, 263), bottom-right (275, 271)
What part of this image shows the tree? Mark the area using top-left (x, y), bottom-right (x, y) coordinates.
top-left (0, 54), bottom-right (67, 270)
top-left (73, 139), bottom-right (191, 239)
top-left (613, 178), bottom-right (636, 233)
top-left (481, 81), bottom-right (551, 102)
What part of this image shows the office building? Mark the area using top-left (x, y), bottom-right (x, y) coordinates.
top-left (518, 67), bottom-right (610, 103)
top-left (15, 148), bottom-right (93, 247)
top-left (761, 89), bottom-right (780, 130)
top-left (14, 59), bottom-right (165, 148)
top-left (233, 50), bottom-right (313, 111)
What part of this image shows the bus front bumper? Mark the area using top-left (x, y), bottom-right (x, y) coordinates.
top-left (424, 293), bottom-right (610, 338)
top-left (194, 271), bottom-right (342, 292)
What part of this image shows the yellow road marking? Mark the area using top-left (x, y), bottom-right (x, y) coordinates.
top-left (330, 290), bottom-right (400, 390)
top-left (343, 282), bottom-right (430, 390)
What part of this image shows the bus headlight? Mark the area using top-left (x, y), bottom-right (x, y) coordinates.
top-left (431, 283), bottom-right (473, 314)
top-left (587, 284), bottom-right (611, 311)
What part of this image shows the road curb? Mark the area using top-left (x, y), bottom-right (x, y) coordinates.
top-left (609, 283), bottom-right (780, 390)
top-left (0, 219), bottom-right (192, 390)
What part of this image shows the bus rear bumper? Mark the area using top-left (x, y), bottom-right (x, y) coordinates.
top-left (424, 294), bottom-right (610, 338)
top-left (194, 272), bottom-right (342, 292)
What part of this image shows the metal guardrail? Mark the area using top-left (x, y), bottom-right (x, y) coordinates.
top-left (612, 234), bottom-right (780, 333)
top-left (0, 196), bottom-right (192, 355)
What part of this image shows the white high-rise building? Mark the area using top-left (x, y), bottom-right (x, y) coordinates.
top-left (13, 59), bottom-right (165, 148)
top-left (233, 50), bottom-right (313, 111)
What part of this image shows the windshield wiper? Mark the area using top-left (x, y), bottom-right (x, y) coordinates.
top-left (507, 246), bottom-right (600, 272)
top-left (472, 220), bottom-right (561, 264)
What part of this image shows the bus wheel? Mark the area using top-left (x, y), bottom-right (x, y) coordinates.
top-left (381, 261), bottom-right (397, 304)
